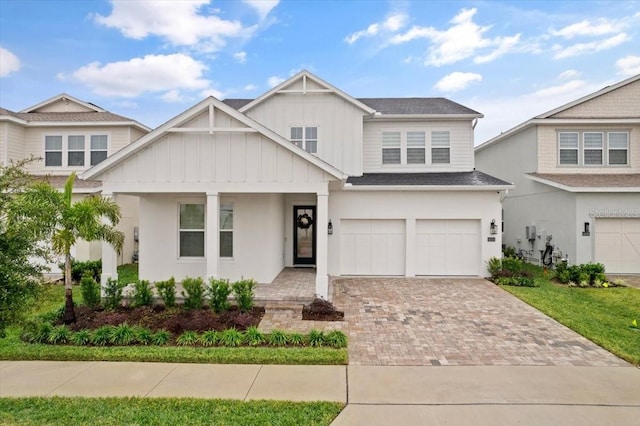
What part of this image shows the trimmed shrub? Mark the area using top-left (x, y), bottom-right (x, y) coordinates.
top-left (232, 278), bottom-right (256, 312)
top-left (103, 278), bottom-right (125, 310)
top-left (208, 277), bottom-right (231, 313)
top-left (155, 277), bottom-right (176, 308)
top-left (181, 277), bottom-right (205, 310)
top-left (132, 280), bottom-right (154, 307)
top-left (80, 273), bottom-right (101, 308)
top-left (60, 259), bottom-right (102, 282)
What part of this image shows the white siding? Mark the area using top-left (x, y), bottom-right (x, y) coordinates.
top-left (0, 121), bottom-right (26, 165)
top-left (245, 93), bottom-right (365, 175)
top-left (363, 120), bottom-right (475, 172)
top-left (550, 79), bottom-right (640, 118)
top-left (31, 99), bottom-right (95, 113)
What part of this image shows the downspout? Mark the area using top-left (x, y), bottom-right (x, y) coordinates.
top-left (472, 118), bottom-right (478, 129)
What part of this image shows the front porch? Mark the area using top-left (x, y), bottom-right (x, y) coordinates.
top-left (254, 267), bottom-right (318, 304)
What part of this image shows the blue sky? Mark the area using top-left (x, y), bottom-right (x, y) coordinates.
top-left (1, 0), bottom-right (639, 143)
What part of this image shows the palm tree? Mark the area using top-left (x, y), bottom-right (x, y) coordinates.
top-left (24, 172), bottom-right (124, 323)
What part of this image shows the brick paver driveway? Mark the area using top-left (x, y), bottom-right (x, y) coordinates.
top-left (332, 277), bottom-right (628, 367)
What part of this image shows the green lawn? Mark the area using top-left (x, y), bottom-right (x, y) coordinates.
top-left (0, 397), bottom-right (344, 426)
top-left (501, 279), bottom-right (640, 364)
top-left (0, 284), bottom-right (347, 365)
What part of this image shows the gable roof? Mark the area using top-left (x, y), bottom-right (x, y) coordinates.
top-left (237, 70), bottom-right (376, 115)
top-left (82, 96), bottom-right (346, 181)
top-left (346, 171), bottom-right (512, 190)
top-left (20, 93), bottom-right (105, 113)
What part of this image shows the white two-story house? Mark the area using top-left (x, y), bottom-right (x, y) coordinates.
top-left (0, 94), bottom-right (150, 270)
top-left (476, 74), bottom-right (640, 273)
top-left (83, 71), bottom-right (511, 297)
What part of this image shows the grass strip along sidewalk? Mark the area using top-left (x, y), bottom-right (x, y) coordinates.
top-left (0, 397), bottom-right (344, 426)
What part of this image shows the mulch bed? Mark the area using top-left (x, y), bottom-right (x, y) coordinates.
top-left (65, 305), bottom-right (265, 335)
top-left (302, 298), bottom-right (344, 321)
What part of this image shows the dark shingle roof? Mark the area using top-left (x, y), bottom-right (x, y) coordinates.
top-left (346, 171), bottom-right (511, 186)
top-left (0, 109), bottom-right (137, 123)
top-left (529, 173), bottom-right (640, 188)
top-left (222, 97), bottom-right (480, 116)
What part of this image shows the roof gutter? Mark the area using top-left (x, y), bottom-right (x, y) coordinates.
top-left (365, 113), bottom-right (483, 121)
top-left (342, 183), bottom-right (514, 191)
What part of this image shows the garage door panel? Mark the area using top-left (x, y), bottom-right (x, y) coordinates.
top-left (595, 218), bottom-right (640, 274)
top-left (416, 219), bottom-right (480, 276)
top-left (340, 219), bottom-right (405, 275)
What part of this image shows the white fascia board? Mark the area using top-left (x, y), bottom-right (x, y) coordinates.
top-left (342, 184), bottom-right (514, 191)
top-left (20, 93), bottom-right (106, 113)
top-left (366, 113), bottom-right (484, 121)
top-left (525, 174), bottom-right (639, 193)
top-left (0, 115), bottom-right (27, 125)
top-left (23, 121), bottom-right (151, 132)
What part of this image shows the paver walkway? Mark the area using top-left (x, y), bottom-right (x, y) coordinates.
top-left (331, 277), bottom-right (628, 366)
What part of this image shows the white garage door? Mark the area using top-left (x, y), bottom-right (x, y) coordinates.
top-left (340, 219), bottom-right (405, 275)
top-left (416, 219), bottom-right (481, 275)
top-left (595, 218), bottom-right (640, 273)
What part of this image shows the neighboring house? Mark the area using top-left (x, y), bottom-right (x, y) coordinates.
top-left (476, 74), bottom-right (640, 274)
top-left (83, 71), bottom-right (511, 298)
top-left (0, 94), bottom-right (150, 271)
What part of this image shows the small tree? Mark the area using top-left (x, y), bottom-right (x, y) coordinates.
top-left (21, 172), bottom-right (124, 323)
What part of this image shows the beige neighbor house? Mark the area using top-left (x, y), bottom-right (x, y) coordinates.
top-left (476, 74), bottom-right (640, 274)
top-left (0, 94), bottom-right (150, 273)
top-left (83, 71), bottom-right (511, 298)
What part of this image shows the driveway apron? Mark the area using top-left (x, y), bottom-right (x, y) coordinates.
top-left (332, 277), bottom-right (628, 366)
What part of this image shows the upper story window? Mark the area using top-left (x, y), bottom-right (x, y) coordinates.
top-left (558, 132), bottom-right (579, 165)
top-left (608, 132), bottom-right (628, 165)
top-left (558, 131), bottom-right (628, 166)
top-left (179, 203), bottom-right (205, 258)
top-left (407, 132), bottom-right (426, 164)
top-left (44, 134), bottom-right (109, 167)
top-left (382, 132), bottom-right (401, 164)
top-left (45, 136), bottom-right (63, 167)
top-left (431, 131), bottom-right (450, 164)
top-left (291, 126), bottom-right (318, 154)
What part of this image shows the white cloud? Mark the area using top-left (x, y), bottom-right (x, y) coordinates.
top-left (549, 19), bottom-right (618, 39)
top-left (200, 88), bottom-right (225, 99)
top-left (530, 79), bottom-right (586, 98)
top-left (0, 46), bottom-right (20, 77)
top-left (243, 0), bottom-right (279, 20)
top-left (243, 84), bottom-right (257, 91)
top-left (233, 51), bottom-right (247, 63)
top-left (434, 72), bottom-right (482, 92)
top-left (160, 90), bottom-right (185, 103)
top-left (70, 54), bottom-right (210, 97)
top-left (390, 8), bottom-right (520, 66)
top-left (267, 75), bottom-right (285, 87)
top-left (553, 33), bottom-right (630, 59)
top-left (616, 55), bottom-right (640, 76)
top-left (345, 13), bottom-right (407, 44)
top-left (558, 69), bottom-right (580, 80)
top-left (94, 1), bottom-right (249, 52)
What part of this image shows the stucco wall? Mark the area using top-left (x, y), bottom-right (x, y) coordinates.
top-left (327, 190), bottom-right (503, 277)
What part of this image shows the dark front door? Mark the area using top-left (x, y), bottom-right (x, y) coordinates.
top-left (293, 206), bottom-right (316, 265)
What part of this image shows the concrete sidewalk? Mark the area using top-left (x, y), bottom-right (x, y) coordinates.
top-left (1, 361), bottom-right (639, 425)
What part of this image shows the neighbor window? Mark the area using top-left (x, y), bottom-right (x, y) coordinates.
top-left (583, 132), bottom-right (603, 165)
top-left (431, 131), bottom-right (450, 164)
top-left (179, 204), bottom-right (205, 257)
top-left (290, 126), bottom-right (318, 154)
top-left (558, 132), bottom-right (579, 165)
top-left (406, 131), bottom-right (426, 164)
top-left (219, 203), bottom-right (233, 258)
top-left (45, 135), bottom-right (63, 167)
top-left (90, 135), bottom-right (108, 165)
top-left (67, 135), bottom-right (85, 166)
top-left (382, 131), bottom-right (401, 164)
top-left (608, 132), bottom-right (628, 165)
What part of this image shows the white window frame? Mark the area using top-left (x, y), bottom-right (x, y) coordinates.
top-left (406, 131), bottom-right (426, 164)
top-left (290, 126), bottom-right (318, 154)
top-left (431, 131), bottom-right (450, 164)
top-left (607, 132), bottom-right (629, 166)
top-left (558, 132), bottom-right (579, 165)
top-left (90, 135), bottom-right (109, 166)
top-left (382, 131), bottom-right (402, 165)
top-left (67, 135), bottom-right (86, 167)
top-left (219, 202), bottom-right (234, 259)
top-left (178, 203), bottom-right (206, 259)
top-left (43, 133), bottom-right (109, 168)
top-left (583, 132), bottom-right (604, 166)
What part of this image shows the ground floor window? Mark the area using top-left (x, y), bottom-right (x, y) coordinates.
top-left (179, 203), bottom-right (205, 257)
top-left (220, 203), bottom-right (234, 258)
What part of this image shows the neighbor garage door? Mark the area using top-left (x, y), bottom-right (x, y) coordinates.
top-left (340, 219), bottom-right (405, 275)
top-left (416, 219), bottom-right (481, 275)
top-left (595, 218), bottom-right (640, 273)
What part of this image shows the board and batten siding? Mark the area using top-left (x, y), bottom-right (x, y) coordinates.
top-left (537, 124), bottom-right (640, 174)
top-left (0, 121), bottom-right (26, 165)
top-left (102, 110), bottom-right (333, 186)
top-left (244, 92), bottom-right (365, 176)
top-left (362, 120), bottom-right (475, 172)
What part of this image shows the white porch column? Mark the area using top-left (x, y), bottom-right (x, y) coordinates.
top-left (206, 192), bottom-right (219, 280)
top-left (315, 192), bottom-right (329, 299)
top-left (101, 192), bottom-right (118, 294)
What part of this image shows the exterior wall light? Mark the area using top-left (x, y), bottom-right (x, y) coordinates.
top-left (582, 222), bottom-right (590, 236)
top-left (490, 219), bottom-right (498, 235)
top-left (328, 219), bottom-right (333, 235)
